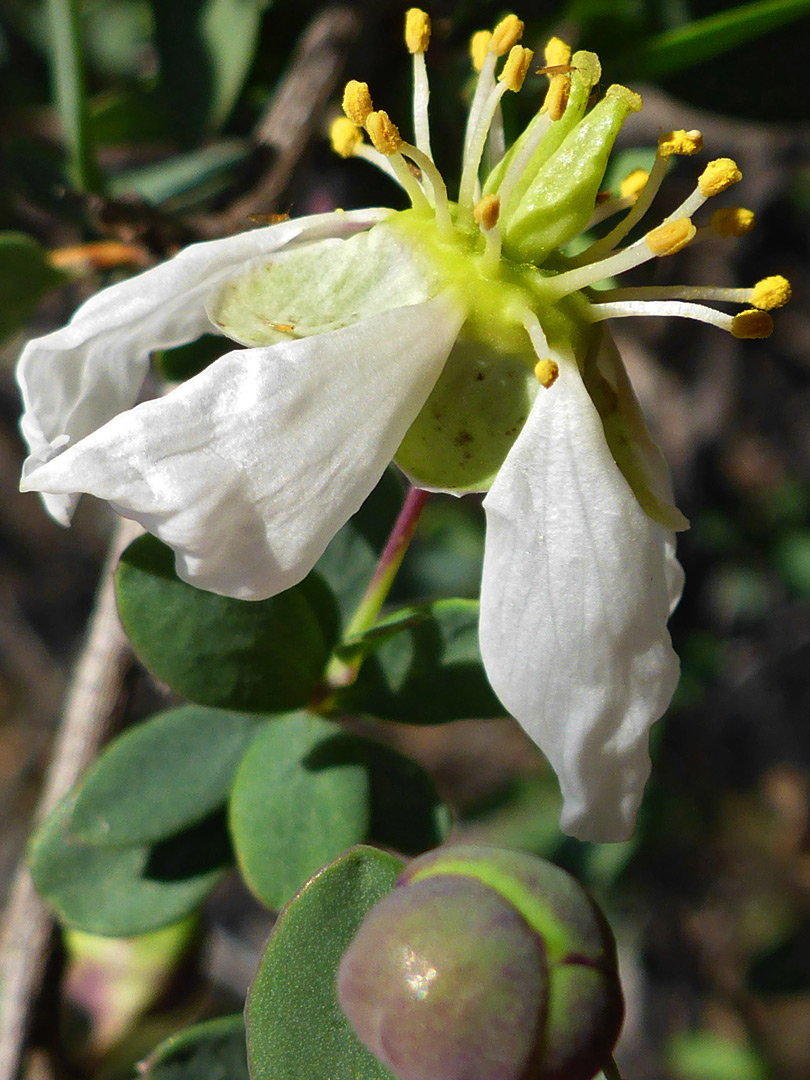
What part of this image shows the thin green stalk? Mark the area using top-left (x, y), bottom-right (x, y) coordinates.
top-left (47, 0), bottom-right (102, 193)
top-left (323, 486), bottom-right (430, 693)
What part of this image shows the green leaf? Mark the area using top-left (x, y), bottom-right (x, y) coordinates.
top-left (140, 1015), bottom-right (248, 1080)
top-left (154, 334), bottom-right (234, 382)
top-left (108, 140), bottom-right (249, 205)
top-left (115, 534), bottom-right (339, 713)
top-left (625, 0), bottom-right (810, 80)
top-left (0, 232), bottom-right (68, 343)
top-left (343, 599), bottom-right (504, 724)
top-left (316, 470), bottom-right (404, 626)
top-left (150, 0), bottom-right (271, 141)
top-left (69, 706), bottom-right (263, 847)
top-left (229, 713), bottom-right (370, 910)
top-left (247, 846), bottom-right (402, 1080)
top-left (47, 0), bottom-right (103, 191)
top-left (29, 795), bottom-right (231, 936)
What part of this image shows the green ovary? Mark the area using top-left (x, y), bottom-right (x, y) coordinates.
top-left (395, 333), bottom-right (537, 492)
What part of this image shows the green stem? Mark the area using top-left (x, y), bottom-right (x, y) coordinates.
top-left (47, 0), bottom-right (102, 193)
top-left (324, 486), bottom-right (430, 691)
top-left (602, 1056), bottom-right (624, 1080)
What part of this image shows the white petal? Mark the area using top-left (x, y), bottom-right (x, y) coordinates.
top-left (17, 208), bottom-right (391, 524)
top-left (479, 355), bottom-right (681, 843)
top-left (23, 294), bottom-right (465, 599)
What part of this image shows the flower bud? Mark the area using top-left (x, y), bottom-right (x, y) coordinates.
top-left (337, 846), bottom-right (623, 1080)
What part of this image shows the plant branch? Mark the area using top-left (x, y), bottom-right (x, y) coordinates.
top-left (0, 517), bottom-right (141, 1080)
top-left (47, 0), bottom-right (101, 193)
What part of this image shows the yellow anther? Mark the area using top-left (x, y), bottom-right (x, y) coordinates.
top-left (657, 129), bottom-right (704, 158)
top-left (534, 358), bottom-right (560, 388)
top-left (620, 169), bottom-right (649, 200)
top-left (343, 80), bottom-right (374, 126)
top-left (471, 30), bottom-right (492, 72)
top-left (365, 111), bottom-right (403, 156)
top-left (330, 116), bottom-right (363, 159)
top-left (474, 193), bottom-right (501, 231)
top-left (544, 36), bottom-right (571, 68)
top-left (544, 78), bottom-right (569, 121)
top-left (405, 8), bottom-right (431, 54)
top-left (698, 158), bottom-right (742, 198)
top-left (731, 309), bottom-right (773, 339)
top-left (710, 207), bottom-right (755, 237)
top-left (490, 14), bottom-right (524, 56)
top-left (499, 45), bottom-right (533, 92)
top-left (751, 275), bottom-right (792, 311)
top-left (646, 217), bottom-right (697, 256)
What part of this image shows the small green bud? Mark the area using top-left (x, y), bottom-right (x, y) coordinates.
top-left (337, 846), bottom-right (623, 1080)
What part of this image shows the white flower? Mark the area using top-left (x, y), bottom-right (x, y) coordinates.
top-left (18, 11), bottom-right (789, 841)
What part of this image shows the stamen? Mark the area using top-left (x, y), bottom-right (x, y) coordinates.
top-left (366, 110), bottom-right (403, 156)
top-left (645, 218), bottom-right (697, 257)
top-left (541, 37), bottom-right (572, 120)
top-left (658, 129), bottom-right (703, 158)
top-left (731, 309), bottom-right (773, 338)
top-left (589, 299), bottom-right (773, 339)
top-left (534, 358), bottom-right (560, 388)
top-left (597, 280), bottom-right (786, 309)
top-left (399, 141), bottom-right (454, 234)
top-left (459, 47), bottom-right (531, 214)
top-left (699, 157), bottom-right (742, 198)
top-left (405, 8), bottom-right (431, 53)
top-left (471, 31), bottom-right (492, 72)
top-left (343, 80), bottom-right (374, 126)
top-left (499, 45), bottom-right (533, 92)
top-left (474, 193), bottom-right (501, 231)
top-left (660, 157), bottom-right (743, 226)
top-left (589, 299), bottom-right (737, 332)
top-left (586, 193), bottom-right (635, 229)
top-left (490, 14), bottom-right (524, 55)
top-left (406, 9), bottom-right (433, 160)
top-left (330, 117), bottom-right (363, 158)
top-left (572, 129), bottom-right (702, 265)
top-left (547, 216), bottom-right (696, 299)
top-left (475, 193), bottom-right (502, 273)
top-left (711, 207), bottom-right (755, 237)
top-left (364, 111), bottom-right (433, 214)
top-left (621, 169), bottom-right (648, 200)
top-left (521, 309), bottom-right (555, 371)
top-left (751, 275), bottom-right (791, 310)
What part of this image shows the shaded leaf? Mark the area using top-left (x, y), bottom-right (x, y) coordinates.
top-left (0, 232), bottom-right (67, 342)
top-left (343, 599), bottom-right (504, 724)
top-left (228, 713), bottom-right (369, 910)
top-left (30, 796), bottom-right (231, 936)
top-left (115, 534), bottom-right (339, 713)
top-left (70, 706), bottom-right (263, 847)
top-left (624, 0), bottom-right (810, 80)
top-left (140, 1015), bottom-right (248, 1080)
top-left (246, 846), bottom-right (402, 1080)
top-left (150, 0), bottom-right (271, 141)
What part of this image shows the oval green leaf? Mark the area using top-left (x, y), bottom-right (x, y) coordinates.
top-left (247, 846), bottom-right (402, 1080)
top-left (0, 232), bottom-right (68, 343)
top-left (30, 794), bottom-right (231, 936)
top-left (140, 1015), bottom-right (248, 1080)
top-left (115, 534), bottom-right (338, 712)
top-left (70, 706), bottom-right (263, 847)
top-left (344, 599), bottom-right (504, 724)
top-left (229, 713), bottom-right (369, 910)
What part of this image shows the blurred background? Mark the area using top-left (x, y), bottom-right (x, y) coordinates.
top-left (1, 0), bottom-right (810, 1077)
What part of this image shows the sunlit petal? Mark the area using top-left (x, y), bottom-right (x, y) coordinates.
top-left (17, 208), bottom-right (392, 524)
top-left (479, 355), bottom-right (681, 842)
top-left (23, 293), bottom-right (465, 599)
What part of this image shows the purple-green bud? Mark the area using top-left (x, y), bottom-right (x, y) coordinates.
top-left (337, 846), bottom-right (623, 1080)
